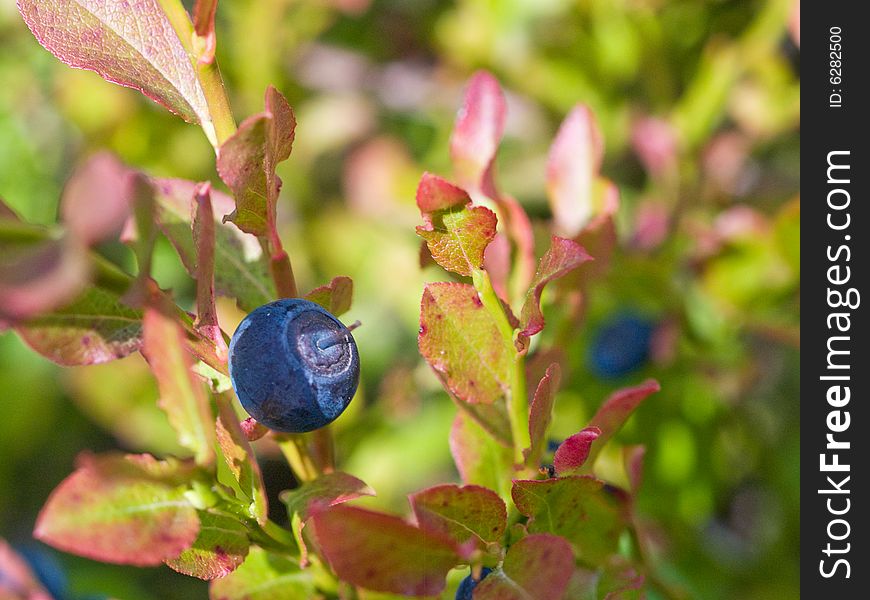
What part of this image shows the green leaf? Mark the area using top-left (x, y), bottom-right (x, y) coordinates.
top-left (208, 546), bottom-right (314, 600)
top-left (217, 86), bottom-right (296, 237)
top-left (215, 394), bottom-right (268, 523)
top-left (418, 282), bottom-right (511, 405)
top-left (474, 534), bottom-right (574, 600)
top-left (16, 0), bottom-right (211, 126)
top-left (165, 510), bottom-right (250, 580)
top-left (312, 505), bottom-right (462, 596)
top-left (511, 476), bottom-right (626, 566)
top-left (449, 412), bottom-right (512, 495)
top-left (16, 286), bottom-right (143, 366)
top-left (517, 236), bottom-right (592, 350)
top-left (304, 276), bottom-right (354, 317)
top-left (142, 295), bottom-right (215, 467)
top-left (34, 453), bottom-right (199, 566)
top-left (415, 173), bottom-right (497, 277)
top-left (152, 178), bottom-right (275, 312)
top-left (408, 484), bottom-right (506, 549)
top-left (526, 363), bottom-right (560, 466)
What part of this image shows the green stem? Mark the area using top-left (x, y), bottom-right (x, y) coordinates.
top-left (472, 268), bottom-right (530, 466)
top-left (275, 434), bottom-right (320, 482)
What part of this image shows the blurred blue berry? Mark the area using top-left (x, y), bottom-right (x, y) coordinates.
top-left (589, 313), bottom-right (654, 378)
top-left (456, 567), bottom-right (492, 600)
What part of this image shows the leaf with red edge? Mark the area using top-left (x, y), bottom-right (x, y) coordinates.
top-left (209, 546), bottom-right (314, 600)
top-left (415, 173), bottom-right (497, 277)
top-left (450, 71), bottom-right (506, 193)
top-left (16, 286), bottom-right (143, 366)
top-left (312, 505), bottom-right (463, 596)
top-left (34, 453), bottom-right (199, 566)
top-left (304, 276), bottom-right (354, 317)
top-left (142, 294), bottom-right (215, 466)
top-left (449, 411), bottom-right (512, 491)
top-left (61, 152), bottom-right (133, 245)
top-left (547, 104), bottom-right (605, 238)
top-left (409, 484), bottom-right (506, 549)
top-left (192, 0), bottom-right (218, 63)
top-left (192, 183), bottom-right (228, 362)
top-left (215, 394), bottom-right (268, 523)
top-left (474, 534), bottom-right (574, 600)
top-left (623, 445), bottom-right (646, 497)
top-left (217, 86), bottom-right (296, 237)
top-left (526, 363), bottom-right (561, 466)
top-left (419, 282), bottom-right (510, 405)
top-left (151, 178), bottom-right (275, 312)
top-left (553, 427), bottom-right (601, 476)
top-left (512, 476), bottom-right (626, 566)
top-left (517, 236), bottom-right (592, 350)
top-left (16, 0), bottom-right (211, 126)
top-left (280, 471), bottom-right (374, 520)
top-left (165, 510), bottom-right (250, 580)
top-left (583, 379), bottom-right (661, 469)
top-left (0, 538), bottom-right (52, 600)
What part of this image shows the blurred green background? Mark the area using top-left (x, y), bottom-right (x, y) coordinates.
top-left (1, 0), bottom-right (799, 598)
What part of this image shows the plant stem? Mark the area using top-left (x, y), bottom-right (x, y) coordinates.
top-left (275, 434), bottom-right (320, 483)
top-left (472, 268), bottom-right (530, 465)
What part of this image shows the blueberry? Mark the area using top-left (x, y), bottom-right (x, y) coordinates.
top-left (589, 312), bottom-right (654, 378)
top-left (455, 567), bottom-right (492, 600)
top-left (228, 299), bottom-right (360, 433)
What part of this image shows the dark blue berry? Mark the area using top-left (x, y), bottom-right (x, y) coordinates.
top-left (228, 299), bottom-right (360, 433)
top-left (455, 567), bottom-right (492, 600)
top-left (589, 312), bottom-right (654, 378)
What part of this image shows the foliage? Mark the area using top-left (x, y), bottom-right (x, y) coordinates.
top-left (1, 0), bottom-right (799, 599)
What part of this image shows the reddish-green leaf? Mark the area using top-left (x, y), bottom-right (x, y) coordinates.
top-left (450, 71), bottom-right (506, 193)
top-left (419, 282), bottom-right (510, 405)
top-left (526, 363), bottom-right (561, 466)
top-left (0, 538), bottom-right (52, 600)
top-left (584, 380), bottom-right (661, 469)
top-left (17, 0), bottom-right (211, 126)
top-left (449, 411), bottom-right (512, 492)
top-left (34, 453), bottom-right (199, 566)
top-left (553, 427), bottom-right (601, 476)
top-left (517, 236), bottom-right (592, 349)
top-left (280, 471), bottom-right (374, 520)
top-left (409, 484), bottom-right (506, 548)
top-left (474, 534), bottom-right (574, 600)
top-left (193, 183), bottom-right (228, 363)
top-left (304, 276), bottom-right (354, 317)
top-left (209, 546), bottom-right (314, 600)
top-left (152, 178), bottom-right (275, 312)
top-left (312, 505), bottom-right (462, 596)
top-left (192, 0), bottom-right (218, 63)
top-left (217, 86), bottom-right (296, 237)
top-left (415, 173), bottom-right (497, 277)
top-left (512, 476), bottom-right (626, 566)
top-left (623, 445), bottom-right (646, 497)
top-left (165, 510), bottom-right (250, 580)
top-left (142, 295), bottom-right (214, 466)
top-left (61, 153), bottom-right (133, 245)
top-left (16, 286), bottom-right (143, 366)
top-left (215, 394), bottom-right (268, 523)
top-left (547, 105), bottom-right (604, 237)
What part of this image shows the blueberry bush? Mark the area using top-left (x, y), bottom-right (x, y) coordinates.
top-left (1, 0), bottom-right (799, 599)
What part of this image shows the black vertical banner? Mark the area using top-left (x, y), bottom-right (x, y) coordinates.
top-left (803, 2), bottom-right (869, 596)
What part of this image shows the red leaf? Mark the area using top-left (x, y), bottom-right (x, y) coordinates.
top-left (584, 379), bottom-right (661, 468)
top-left (547, 104), bottom-right (604, 238)
top-left (517, 236), bottom-right (592, 349)
top-left (192, 183), bottom-right (228, 364)
top-left (280, 472), bottom-right (374, 521)
top-left (415, 173), bottom-right (497, 277)
top-left (408, 484), bottom-right (506, 548)
top-left (17, 0), bottom-right (211, 126)
top-left (526, 363), bottom-right (561, 465)
top-left (450, 71), bottom-right (506, 193)
top-left (61, 153), bottom-right (133, 245)
top-left (312, 505), bottom-right (462, 596)
top-left (419, 283), bottom-right (511, 405)
top-left (623, 445), bottom-right (646, 497)
top-left (0, 539), bottom-right (52, 600)
top-left (474, 534), bottom-right (574, 600)
top-left (217, 86), bottom-right (296, 237)
top-left (553, 426), bottom-right (601, 476)
top-left (34, 453), bottom-right (199, 566)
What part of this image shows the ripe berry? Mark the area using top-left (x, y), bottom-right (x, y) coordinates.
top-left (228, 299), bottom-right (360, 433)
top-left (589, 312), bottom-right (654, 378)
top-left (455, 567), bottom-right (492, 600)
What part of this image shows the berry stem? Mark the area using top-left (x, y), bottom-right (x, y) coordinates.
top-left (276, 434), bottom-right (320, 482)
